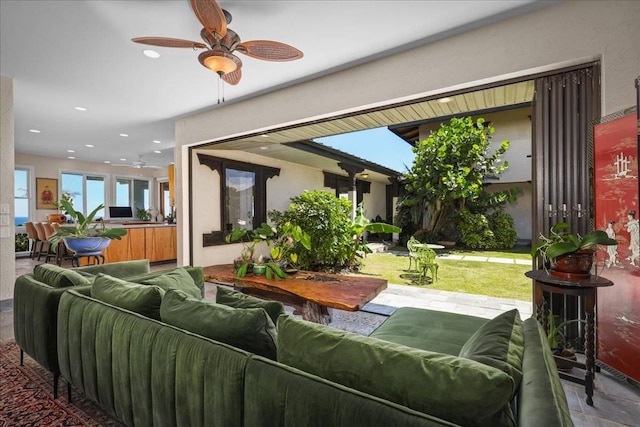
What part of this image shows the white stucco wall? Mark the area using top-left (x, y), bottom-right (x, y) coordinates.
top-left (191, 148), bottom-right (327, 267)
top-left (362, 182), bottom-right (388, 221)
top-left (175, 1), bottom-right (639, 264)
top-left (1, 76), bottom-right (15, 304)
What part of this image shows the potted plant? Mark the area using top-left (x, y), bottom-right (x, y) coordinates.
top-left (50, 192), bottom-right (74, 224)
top-left (269, 221), bottom-right (312, 270)
top-left (50, 199), bottom-right (127, 254)
top-left (531, 222), bottom-right (617, 278)
top-left (546, 313), bottom-right (583, 371)
top-left (225, 223), bottom-right (287, 279)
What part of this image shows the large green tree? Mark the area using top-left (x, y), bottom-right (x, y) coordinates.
top-left (400, 117), bottom-right (514, 240)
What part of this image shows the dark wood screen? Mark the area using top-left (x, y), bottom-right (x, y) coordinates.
top-left (531, 64), bottom-right (601, 347)
top-left (532, 65), bottom-right (601, 249)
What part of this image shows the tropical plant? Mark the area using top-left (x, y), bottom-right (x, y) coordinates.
top-left (269, 221), bottom-right (311, 266)
top-left (136, 207), bottom-right (151, 221)
top-left (52, 192), bottom-right (74, 214)
top-left (399, 117), bottom-right (517, 241)
top-left (269, 191), bottom-right (353, 271)
top-left (531, 222), bottom-right (617, 267)
top-left (49, 200), bottom-right (127, 248)
top-left (546, 313), bottom-right (584, 350)
top-left (487, 209), bottom-right (517, 249)
top-left (457, 208), bottom-right (494, 249)
top-left (347, 204), bottom-right (401, 268)
top-left (225, 223), bottom-right (287, 279)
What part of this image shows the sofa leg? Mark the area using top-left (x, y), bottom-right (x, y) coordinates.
top-left (67, 382), bottom-right (72, 403)
top-left (53, 373), bottom-right (59, 399)
top-left (20, 349), bottom-right (23, 366)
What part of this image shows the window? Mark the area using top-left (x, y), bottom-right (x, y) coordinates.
top-left (14, 168), bottom-right (31, 226)
top-left (159, 181), bottom-right (171, 217)
top-left (226, 168), bottom-right (256, 231)
top-left (197, 153), bottom-right (280, 246)
top-left (115, 177), bottom-right (150, 216)
top-left (61, 172), bottom-right (106, 218)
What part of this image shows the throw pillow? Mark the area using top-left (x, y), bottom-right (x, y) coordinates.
top-left (161, 289), bottom-right (278, 360)
top-left (277, 315), bottom-right (516, 427)
top-left (216, 286), bottom-right (285, 324)
top-left (458, 309), bottom-right (524, 391)
top-left (140, 267), bottom-right (202, 299)
top-left (33, 263), bottom-right (92, 288)
top-left (91, 273), bottom-right (164, 320)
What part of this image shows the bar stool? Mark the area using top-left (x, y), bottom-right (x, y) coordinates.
top-left (43, 222), bottom-right (60, 263)
top-left (24, 221), bottom-right (41, 259)
top-left (33, 222), bottom-right (50, 261)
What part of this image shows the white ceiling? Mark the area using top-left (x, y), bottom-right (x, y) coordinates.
top-left (1, 0), bottom-right (543, 169)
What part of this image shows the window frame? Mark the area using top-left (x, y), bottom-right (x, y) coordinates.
top-left (14, 165), bottom-right (34, 226)
top-left (113, 175), bottom-right (153, 217)
top-left (60, 171), bottom-right (107, 218)
top-left (197, 153), bottom-right (280, 246)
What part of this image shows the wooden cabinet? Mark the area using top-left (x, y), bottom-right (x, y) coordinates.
top-left (103, 225), bottom-right (176, 263)
top-left (145, 226), bottom-right (177, 262)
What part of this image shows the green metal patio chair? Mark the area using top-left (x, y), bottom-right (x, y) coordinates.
top-left (417, 246), bottom-right (439, 283)
top-left (407, 236), bottom-right (421, 271)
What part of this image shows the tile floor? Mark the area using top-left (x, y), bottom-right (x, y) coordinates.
top-left (2, 256), bottom-right (638, 426)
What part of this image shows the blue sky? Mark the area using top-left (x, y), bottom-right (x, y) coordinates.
top-left (316, 127), bottom-right (416, 173)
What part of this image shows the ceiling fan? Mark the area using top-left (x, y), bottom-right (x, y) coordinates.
top-left (112, 156), bottom-right (162, 169)
top-left (132, 0), bottom-right (303, 86)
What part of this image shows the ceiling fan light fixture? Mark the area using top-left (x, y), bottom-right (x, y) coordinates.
top-left (199, 50), bottom-right (237, 75)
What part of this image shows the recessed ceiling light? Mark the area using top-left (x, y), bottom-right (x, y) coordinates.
top-left (85, 144), bottom-right (94, 148)
top-left (260, 134), bottom-right (269, 138)
top-left (66, 149), bottom-right (75, 153)
top-left (153, 150), bottom-right (161, 154)
top-left (143, 49), bottom-right (160, 59)
top-left (120, 158), bottom-right (127, 161)
top-left (120, 133), bottom-right (128, 137)
top-left (260, 146), bottom-right (269, 150)
top-left (67, 156), bottom-right (76, 160)
top-left (153, 140), bottom-right (161, 144)
top-left (104, 160), bottom-right (111, 164)
top-left (74, 106), bottom-right (87, 111)
top-left (437, 97), bottom-right (452, 104)
top-left (29, 129), bottom-right (41, 133)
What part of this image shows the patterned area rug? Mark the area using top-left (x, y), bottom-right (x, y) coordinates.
top-left (0, 340), bottom-right (123, 426)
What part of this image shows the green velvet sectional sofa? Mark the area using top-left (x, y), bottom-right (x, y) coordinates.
top-left (13, 260), bottom-right (204, 397)
top-left (15, 261), bottom-right (574, 426)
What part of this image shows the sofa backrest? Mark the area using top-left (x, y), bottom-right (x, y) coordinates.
top-left (72, 259), bottom-right (151, 277)
top-left (518, 318), bottom-right (574, 427)
top-left (244, 356), bottom-right (457, 427)
top-left (57, 290), bottom-right (249, 427)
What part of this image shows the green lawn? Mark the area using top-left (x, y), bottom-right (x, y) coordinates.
top-left (355, 251), bottom-right (533, 302)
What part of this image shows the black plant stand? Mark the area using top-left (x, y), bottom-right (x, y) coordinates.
top-left (525, 270), bottom-right (613, 406)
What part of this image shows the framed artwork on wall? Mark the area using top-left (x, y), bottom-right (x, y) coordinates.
top-left (36, 177), bottom-right (58, 210)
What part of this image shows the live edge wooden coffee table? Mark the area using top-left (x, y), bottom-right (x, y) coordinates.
top-left (204, 264), bottom-right (387, 325)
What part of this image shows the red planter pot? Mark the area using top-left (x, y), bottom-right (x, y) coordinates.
top-left (550, 249), bottom-right (595, 279)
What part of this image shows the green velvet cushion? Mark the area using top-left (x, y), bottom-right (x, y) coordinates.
top-left (369, 307), bottom-right (485, 355)
top-left (458, 309), bottom-right (524, 391)
top-left (277, 316), bottom-right (516, 427)
top-left (91, 273), bottom-right (164, 320)
top-left (125, 266), bottom-right (204, 297)
top-left (160, 289), bottom-right (278, 360)
top-left (139, 267), bottom-right (202, 299)
top-left (216, 286), bottom-right (285, 324)
top-left (33, 263), bottom-right (92, 288)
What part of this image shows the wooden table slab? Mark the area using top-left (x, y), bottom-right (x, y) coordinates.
top-left (203, 264), bottom-right (387, 324)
